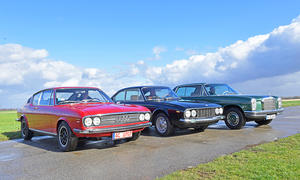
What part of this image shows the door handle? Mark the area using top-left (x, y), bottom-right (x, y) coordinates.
top-left (34, 107), bottom-right (38, 110)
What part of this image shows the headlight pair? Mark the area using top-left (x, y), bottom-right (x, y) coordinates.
top-left (139, 113), bottom-right (151, 121)
top-left (251, 98), bottom-right (257, 111)
top-left (185, 109), bottom-right (197, 118)
top-left (215, 108), bottom-right (223, 115)
top-left (84, 117), bottom-right (101, 127)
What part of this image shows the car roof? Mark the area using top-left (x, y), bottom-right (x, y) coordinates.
top-left (175, 83), bottom-right (227, 87)
top-left (115, 85), bottom-right (171, 93)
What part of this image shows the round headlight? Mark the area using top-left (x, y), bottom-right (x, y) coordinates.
top-left (215, 108), bottom-right (220, 115)
top-left (185, 110), bottom-right (191, 118)
top-left (93, 117), bottom-right (101, 126)
top-left (219, 108), bottom-right (223, 115)
top-left (191, 110), bottom-right (197, 117)
top-left (139, 114), bottom-right (145, 121)
top-left (84, 117), bottom-right (93, 127)
top-left (144, 113), bottom-right (151, 121)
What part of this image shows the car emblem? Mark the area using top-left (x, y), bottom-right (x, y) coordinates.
top-left (117, 115), bottom-right (130, 123)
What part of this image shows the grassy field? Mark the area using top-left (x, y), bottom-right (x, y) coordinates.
top-left (0, 111), bottom-right (21, 141)
top-left (160, 133), bottom-right (300, 180)
top-left (282, 100), bottom-right (300, 107)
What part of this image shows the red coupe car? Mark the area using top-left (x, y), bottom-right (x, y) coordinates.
top-left (17, 87), bottom-right (152, 151)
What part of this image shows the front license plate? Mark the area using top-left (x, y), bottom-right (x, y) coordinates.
top-left (112, 131), bottom-right (132, 140)
top-left (266, 114), bottom-right (276, 120)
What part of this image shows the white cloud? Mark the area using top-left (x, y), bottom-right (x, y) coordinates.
top-left (152, 46), bottom-right (167, 59)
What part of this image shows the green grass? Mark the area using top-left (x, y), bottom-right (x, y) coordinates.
top-left (160, 133), bottom-right (300, 180)
top-left (0, 111), bottom-right (21, 141)
top-left (282, 100), bottom-right (300, 107)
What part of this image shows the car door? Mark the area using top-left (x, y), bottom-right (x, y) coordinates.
top-left (28, 90), bottom-right (55, 132)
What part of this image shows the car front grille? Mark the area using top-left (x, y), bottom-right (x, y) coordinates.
top-left (262, 97), bottom-right (276, 110)
top-left (196, 108), bottom-right (216, 118)
top-left (100, 113), bottom-right (141, 126)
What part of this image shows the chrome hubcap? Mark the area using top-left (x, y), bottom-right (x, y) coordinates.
top-left (59, 127), bottom-right (68, 147)
top-left (156, 116), bottom-right (167, 133)
top-left (227, 112), bottom-right (240, 126)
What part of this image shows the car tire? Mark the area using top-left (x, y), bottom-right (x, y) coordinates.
top-left (128, 131), bottom-right (141, 141)
top-left (57, 121), bottom-right (78, 152)
top-left (194, 125), bottom-right (209, 132)
top-left (224, 108), bottom-right (246, 129)
top-left (255, 119), bottom-right (273, 125)
top-left (21, 119), bottom-right (33, 140)
top-left (154, 113), bottom-right (175, 136)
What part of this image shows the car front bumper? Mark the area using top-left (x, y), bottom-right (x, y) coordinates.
top-left (73, 122), bottom-right (152, 134)
top-left (179, 115), bottom-right (224, 125)
top-left (244, 108), bottom-right (284, 119)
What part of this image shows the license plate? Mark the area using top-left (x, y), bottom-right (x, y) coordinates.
top-left (112, 131), bottom-right (132, 140)
top-left (266, 114), bottom-right (276, 120)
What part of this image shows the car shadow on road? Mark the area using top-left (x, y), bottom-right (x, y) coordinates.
top-left (141, 126), bottom-right (214, 137)
top-left (15, 135), bottom-right (128, 152)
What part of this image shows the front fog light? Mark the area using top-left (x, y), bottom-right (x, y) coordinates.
top-left (191, 110), bottom-right (197, 117)
top-left (185, 110), bottom-right (191, 118)
top-left (215, 108), bottom-right (220, 115)
top-left (84, 117), bottom-right (93, 126)
top-left (145, 113), bottom-right (151, 121)
top-left (139, 114), bottom-right (145, 121)
top-left (93, 117), bottom-right (101, 126)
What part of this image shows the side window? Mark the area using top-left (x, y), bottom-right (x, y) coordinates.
top-left (176, 87), bottom-right (186, 97)
top-left (32, 92), bottom-right (42, 106)
top-left (125, 89), bottom-right (143, 101)
top-left (185, 87), bottom-right (196, 96)
top-left (39, 90), bottom-right (53, 106)
top-left (113, 91), bottom-right (125, 101)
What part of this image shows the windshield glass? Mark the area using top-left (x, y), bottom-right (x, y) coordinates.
top-left (204, 84), bottom-right (238, 95)
top-left (142, 87), bottom-right (179, 101)
top-left (55, 88), bottom-right (112, 104)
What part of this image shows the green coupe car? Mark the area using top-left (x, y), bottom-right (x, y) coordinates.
top-left (173, 83), bottom-right (284, 129)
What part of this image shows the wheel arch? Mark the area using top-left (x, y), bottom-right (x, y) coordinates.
top-left (56, 118), bottom-right (72, 134)
top-left (223, 105), bottom-right (245, 117)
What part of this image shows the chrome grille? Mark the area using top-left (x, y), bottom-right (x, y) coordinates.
top-left (262, 97), bottom-right (276, 110)
top-left (100, 113), bottom-right (141, 126)
top-left (196, 108), bottom-right (215, 118)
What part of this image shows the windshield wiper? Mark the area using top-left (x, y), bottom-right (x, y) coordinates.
top-left (81, 98), bottom-right (104, 103)
top-left (58, 100), bottom-right (79, 104)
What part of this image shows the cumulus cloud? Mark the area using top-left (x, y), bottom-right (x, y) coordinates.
top-left (152, 46), bottom-right (167, 59)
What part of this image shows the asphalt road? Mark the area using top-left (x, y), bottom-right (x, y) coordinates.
top-left (1, 106), bottom-right (300, 180)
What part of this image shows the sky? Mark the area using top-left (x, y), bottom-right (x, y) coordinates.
top-left (0, 1), bottom-right (300, 108)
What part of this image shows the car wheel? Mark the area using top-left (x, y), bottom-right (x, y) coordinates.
top-left (57, 121), bottom-right (78, 152)
top-left (128, 131), bottom-right (141, 141)
top-left (154, 113), bottom-right (175, 136)
top-left (224, 108), bottom-right (246, 129)
top-left (194, 125), bottom-right (209, 132)
top-left (255, 119), bottom-right (273, 125)
top-left (21, 119), bottom-right (33, 140)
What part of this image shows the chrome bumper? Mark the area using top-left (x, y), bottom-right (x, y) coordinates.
top-left (179, 115), bottom-right (225, 124)
top-left (73, 122), bottom-right (152, 134)
top-left (244, 108), bottom-right (284, 119)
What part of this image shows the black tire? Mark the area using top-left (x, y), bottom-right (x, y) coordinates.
top-left (128, 131), bottom-right (141, 141)
top-left (21, 119), bottom-right (33, 140)
top-left (57, 121), bottom-right (78, 152)
top-left (194, 125), bottom-right (209, 132)
top-left (154, 113), bottom-right (175, 136)
top-left (224, 108), bottom-right (246, 129)
top-left (255, 119), bottom-right (273, 125)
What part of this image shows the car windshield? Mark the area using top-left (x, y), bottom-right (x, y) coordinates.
top-left (142, 87), bottom-right (179, 101)
top-left (204, 84), bottom-right (238, 96)
top-left (55, 88), bottom-right (112, 104)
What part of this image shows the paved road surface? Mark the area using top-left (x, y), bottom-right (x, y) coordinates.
top-left (1, 106), bottom-right (300, 180)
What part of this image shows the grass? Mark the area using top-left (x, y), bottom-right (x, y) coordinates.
top-left (0, 111), bottom-right (21, 141)
top-left (282, 100), bottom-right (300, 107)
top-left (160, 133), bottom-right (300, 180)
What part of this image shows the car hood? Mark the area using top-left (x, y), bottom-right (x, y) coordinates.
top-left (154, 100), bottom-right (221, 109)
top-left (60, 103), bottom-right (149, 116)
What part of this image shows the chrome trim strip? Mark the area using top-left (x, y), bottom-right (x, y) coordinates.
top-left (73, 122), bottom-right (152, 134)
top-left (179, 115), bottom-right (224, 123)
top-left (29, 128), bottom-right (57, 136)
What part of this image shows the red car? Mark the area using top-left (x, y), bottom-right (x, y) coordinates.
top-left (17, 87), bottom-right (152, 151)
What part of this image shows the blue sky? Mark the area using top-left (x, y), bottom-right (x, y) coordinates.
top-left (1, 1), bottom-right (300, 68)
top-left (1, 1), bottom-right (300, 108)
